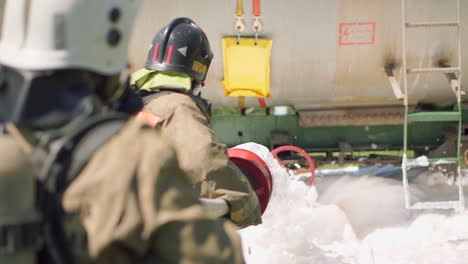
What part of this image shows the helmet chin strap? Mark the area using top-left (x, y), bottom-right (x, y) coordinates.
top-left (190, 79), bottom-right (202, 96)
top-left (192, 86), bottom-right (201, 96)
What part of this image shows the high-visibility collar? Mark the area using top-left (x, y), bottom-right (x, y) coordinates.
top-left (130, 68), bottom-right (191, 91)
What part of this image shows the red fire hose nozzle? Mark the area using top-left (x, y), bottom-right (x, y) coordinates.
top-left (228, 148), bottom-right (273, 214)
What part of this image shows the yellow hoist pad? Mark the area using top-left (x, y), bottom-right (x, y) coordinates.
top-left (221, 37), bottom-right (273, 97)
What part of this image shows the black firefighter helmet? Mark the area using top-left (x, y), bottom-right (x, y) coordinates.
top-left (145, 17), bottom-right (213, 86)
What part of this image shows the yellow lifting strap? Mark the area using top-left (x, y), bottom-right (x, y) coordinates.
top-left (221, 37), bottom-right (273, 98)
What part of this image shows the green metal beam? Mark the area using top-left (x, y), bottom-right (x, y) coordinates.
top-left (408, 111), bottom-right (460, 122)
top-left (212, 114), bottom-right (454, 151)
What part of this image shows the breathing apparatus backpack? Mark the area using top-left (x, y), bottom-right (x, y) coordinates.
top-left (0, 113), bottom-right (128, 264)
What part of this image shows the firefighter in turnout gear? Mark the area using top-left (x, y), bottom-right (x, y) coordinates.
top-left (131, 17), bottom-right (262, 227)
top-left (0, 1), bottom-right (244, 263)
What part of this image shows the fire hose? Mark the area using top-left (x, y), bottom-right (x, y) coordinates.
top-left (199, 147), bottom-right (273, 217)
top-left (271, 145), bottom-right (316, 186)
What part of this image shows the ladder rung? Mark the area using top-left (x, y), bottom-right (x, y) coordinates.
top-left (406, 21), bottom-right (459, 28)
top-left (427, 157), bottom-right (459, 163)
top-left (407, 111), bottom-right (461, 122)
top-left (407, 67), bottom-right (460, 74)
top-left (409, 201), bottom-right (462, 210)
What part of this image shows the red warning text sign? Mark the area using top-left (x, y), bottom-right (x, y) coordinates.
top-left (339, 22), bottom-right (376, 45)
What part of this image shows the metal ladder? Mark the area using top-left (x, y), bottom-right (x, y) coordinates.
top-left (401, 0), bottom-right (465, 210)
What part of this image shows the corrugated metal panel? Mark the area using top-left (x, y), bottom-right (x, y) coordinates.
top-left (298, 107), bottom-right (409, 127)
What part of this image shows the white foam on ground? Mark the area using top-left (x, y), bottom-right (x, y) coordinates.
top-left (235, 143), bottom-right (468, 264)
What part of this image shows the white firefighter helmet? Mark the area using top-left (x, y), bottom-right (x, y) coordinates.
top-left (0, 0), bottom-right (141, 75)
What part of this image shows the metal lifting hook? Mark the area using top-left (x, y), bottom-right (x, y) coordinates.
top-left (235, 0), bottom-right (263, 44)
top-left (235, 0), bottom-right (245, 44)
top-left (253, 17), bottom-right (262, 44)
top-left (252, 16), bottom-right (263, 33)
top-left (235, 16), bottom-right (246, 33)
top-left (235, 16), bottom-right (245, 44)
top-left (252, 0), bottom-right (262, 44)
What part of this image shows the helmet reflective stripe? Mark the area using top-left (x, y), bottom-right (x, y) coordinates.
top-left (151, 43), bottom-right (160, 62)
top-left (165, 45), bottom-right (174, 64)
top-left (0, 0), bottom-right (141, 75)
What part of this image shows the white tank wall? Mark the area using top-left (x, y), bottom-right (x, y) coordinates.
top-left (129, 0), bottom-right (468, 109)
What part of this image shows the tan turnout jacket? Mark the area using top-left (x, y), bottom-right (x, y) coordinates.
top-left (0, 120), bottom-right (245, 264)
top-left (142, 92), bottom-right (262, 227)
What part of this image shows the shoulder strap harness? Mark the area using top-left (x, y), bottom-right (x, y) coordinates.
top-left (31, 113), bottom-right (129, 264)
top-left (139, 87), bottom-right (212, 121)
